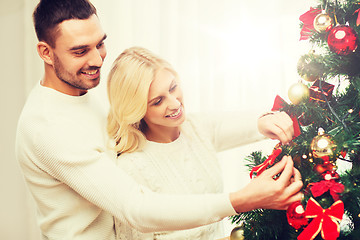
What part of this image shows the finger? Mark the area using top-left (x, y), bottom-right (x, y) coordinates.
top-left (274, 112), bottom-right (294, 144)
top-left (284, 179), bottom-right (303, 198)
top-left (292, 167), bottom-right (302, 182)
top-left (285, 191), bottom-right (304, 206)
top-left (262, 156), bottom-right (288, 177)
top-left (276, 156), bottom-right (294, 184)
top-left (271, 125), bottom-right (289, 144)
top-left (279, 112), bottom-right (294, 137)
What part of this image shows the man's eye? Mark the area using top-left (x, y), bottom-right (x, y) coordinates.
top-left (74, 50), bottom-right (87, 56)
top-left (97, 42), bottom-right (105, 49)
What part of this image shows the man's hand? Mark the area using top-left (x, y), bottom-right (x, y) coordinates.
top-left (230, 156), bottom-right (303, 213)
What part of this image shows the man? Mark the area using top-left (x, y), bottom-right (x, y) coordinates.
top-left (16, 0), bottom-right (303, 239)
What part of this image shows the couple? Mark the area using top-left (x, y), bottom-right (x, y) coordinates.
top-left (15, 0), bottom-right (303, 239)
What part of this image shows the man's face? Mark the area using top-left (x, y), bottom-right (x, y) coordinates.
top-left (51, 14), bottom-right (107, 95)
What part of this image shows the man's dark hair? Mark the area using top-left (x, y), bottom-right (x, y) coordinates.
top-left (33, 0), bottom-right (97, 47)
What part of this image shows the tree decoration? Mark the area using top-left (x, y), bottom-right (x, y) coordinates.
top-left (297, 54), bottom-right (324, 82)
top-left (230, 226), bottom-right (245, 240)
top-left (286, 201), bottom-right (309, 230)
top-left (313, 162), bottom-right (336, 175)
top-left (354, 6), bottom-right (360, 26)
top-left (288, 82), bottom-right (310, 105)
top-left (229, 0), bottom-right (360, 238)
top-left (310, 180), bottom-right (345, 201)
top-left (299, 8), bottom-right (322, 40)
top-left (327, 25), bottom-right (358, 55)
top-left (309, 80), bottom-right (334, 104)
top-left (313, 12), bottom-right (333, 32)
top-left (310, 133), bottom-right (337, 160)
top-left (297, 198), bottom-right (344, 240)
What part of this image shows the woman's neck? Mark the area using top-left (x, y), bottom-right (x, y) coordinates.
top-left (145, 126), bottom-right (180, 143)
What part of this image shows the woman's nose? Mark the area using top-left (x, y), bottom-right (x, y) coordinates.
top-left (167, 95), bottom-right (181, 109)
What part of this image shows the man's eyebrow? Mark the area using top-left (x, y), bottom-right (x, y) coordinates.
top-left (69, 34), bottom-right (107, 51)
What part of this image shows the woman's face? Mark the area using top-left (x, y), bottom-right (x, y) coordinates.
top-left (143, 69), bottom-right (185, 133)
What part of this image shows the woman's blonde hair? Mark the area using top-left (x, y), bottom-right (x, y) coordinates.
top-left (107, 46), bottom-right (178, 154)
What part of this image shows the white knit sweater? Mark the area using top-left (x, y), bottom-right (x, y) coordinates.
top-left (115, 114), bottom-right (265, 239)
top-left (15, 83), bottom-right (240, 240)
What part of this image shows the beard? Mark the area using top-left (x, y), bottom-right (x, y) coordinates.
top-left (53, 54), bottom-right (100, 91)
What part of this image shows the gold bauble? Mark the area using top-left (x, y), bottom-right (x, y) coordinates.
top-left (313, 13), bottom-right (333, 32)
top-left (301, 73), bottom-right (318, 82)
top-left (288, 82), bottom-right (310, 105)
top-left (230, 226), bottom-right (245, 240)
top-left (310, 134), bottom-right (337, 160)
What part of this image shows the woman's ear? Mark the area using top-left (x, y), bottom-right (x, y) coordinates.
top-left (37, 41), bottom-right (53, 66)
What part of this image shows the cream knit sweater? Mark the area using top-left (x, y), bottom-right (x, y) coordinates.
top-left (115, 114), bottom-right (265, 240)
top-left (15, 83), bottom-right (244, 240)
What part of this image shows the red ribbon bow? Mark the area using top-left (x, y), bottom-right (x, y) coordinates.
top-left (298, 198), bottom-right (344, 240)
top-left (310, 180), bottom-right (345, 201)
top-left (250, 147), bottom-right (282, 178)
top-left (299, 8), bottom-right (322, 40)
top-left (354, 5), bottom-right (360, 26)
top-left (271, 95), bottom-right (301, 138)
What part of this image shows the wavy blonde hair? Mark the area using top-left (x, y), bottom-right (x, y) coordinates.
top-left (107, 47), bottom-right (178, 154)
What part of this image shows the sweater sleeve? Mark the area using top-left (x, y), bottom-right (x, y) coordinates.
top-left (189, 111), bottom-right (266, 152)
top-left (23, 122), bottom-right (236, 233)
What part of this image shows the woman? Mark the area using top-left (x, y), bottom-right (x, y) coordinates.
top-left (107, 47), bottom-right (299, 239)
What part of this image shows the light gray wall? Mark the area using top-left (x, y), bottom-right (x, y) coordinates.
top-left (0, 0), bottom-right (41, 239)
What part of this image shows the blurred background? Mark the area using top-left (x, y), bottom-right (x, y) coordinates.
top-left (0, 0), bottom-right (313, 239)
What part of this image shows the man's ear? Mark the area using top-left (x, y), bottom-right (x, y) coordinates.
top-left (37, 41), bottom-right (54, 65)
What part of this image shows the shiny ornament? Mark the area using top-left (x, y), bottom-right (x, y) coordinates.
top-left (287, 201), bottom-right (308, 230)
top-left (309, 80), bottom-right (334, 104)
top-left (299, 8), bottom-right (322, 40)
top-left (313, 162), bottom-right (336, 175)
top-left (288, 82), bottom-right (310, 105)
top-left (230, 226), bottom-right (245, 240)
top-left (313, 12), bottom-right (333, 32)
top-left (310, 134), bottom-right (337, 160)
top-left (297, 55), bottom-right (323, 83)
top-left (302, 74), bottom-right (318, 82)
top-left (327, 25), bottom-right (358, 55)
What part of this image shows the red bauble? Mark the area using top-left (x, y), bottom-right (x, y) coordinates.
top-left (286, 201), bottom-right (308, 230)
top-left (327, 25), bottom-right (358, 55)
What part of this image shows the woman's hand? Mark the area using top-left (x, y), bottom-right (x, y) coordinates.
top-left (258, 111), bottom-right (294, 145)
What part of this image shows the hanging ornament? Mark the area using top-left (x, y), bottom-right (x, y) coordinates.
top-left (313, 12), bottom-right (333, 32)
top-left (327, 25), bottom-right (358, 55)
top-left (230, 226), bottom-right (245, 240)
top-left (299, 7), bottom-right (322, 40)
top-left (287, 201), bottom-right (309, 230)
top-left (310, 132), bottom-right (337, 161)
top-left (288, 82), bottom-right (310, 105)
top-left (309, 80), bottom-right (334, 104)
top-left (321, 171), bottom-right (340, 181)
top-left (313, 162), bottom-right (336, 175)
top-left (297, 54), bottom-right (324, 83)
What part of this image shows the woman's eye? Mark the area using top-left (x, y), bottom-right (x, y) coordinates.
top-left (153, 98), bottom-right (162, 106)
top-left (169, 84), bottom-right (177, 92)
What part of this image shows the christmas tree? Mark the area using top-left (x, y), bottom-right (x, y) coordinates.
top-left (230, 0), bottom-right (360, 239)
